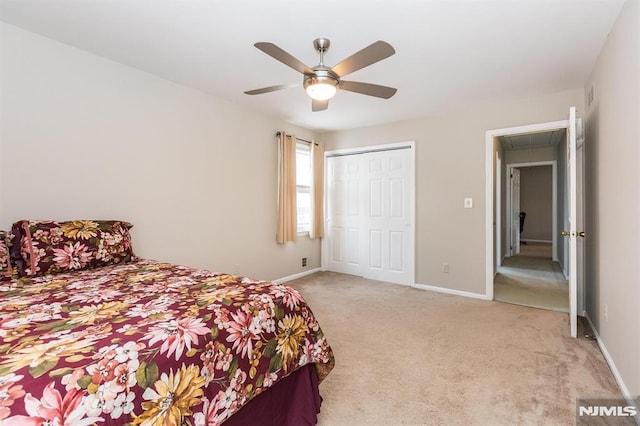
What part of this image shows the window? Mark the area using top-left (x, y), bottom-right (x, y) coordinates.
top-left (296, 142), bottom-right (311, 234)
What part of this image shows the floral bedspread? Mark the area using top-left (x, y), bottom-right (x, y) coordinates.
top-left (0, 260), bottom-right (334, 425)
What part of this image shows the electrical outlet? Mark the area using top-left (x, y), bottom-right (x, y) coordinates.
top-left (302, 257), bottom-right (307, 267)
top-left (233, 264), bottom-right (240, 274)
top-left (442, 263), bottom-right (449, 273)
top-left (604, 304), bottom-right (608, 321)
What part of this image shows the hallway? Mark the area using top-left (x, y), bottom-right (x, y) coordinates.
top-left (494, 243), bottom-right (569, 312)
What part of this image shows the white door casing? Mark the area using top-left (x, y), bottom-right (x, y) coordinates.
top-left (495, 150), bottom-right (502, 272)
top-left (323, 142), bottom-right (415, 286)
top-left (510, 168), bottom-right (521, 256)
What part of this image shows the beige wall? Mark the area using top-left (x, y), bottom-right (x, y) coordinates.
top-left (323, 89), bottom-right (583, 295)
top-left (584, 0), bottom-right (639, 397)
top-left (0, 23), bottom-right (321, 281)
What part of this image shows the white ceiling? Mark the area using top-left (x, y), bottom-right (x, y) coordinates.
top-left (0, 0), bottom-right (625, 132)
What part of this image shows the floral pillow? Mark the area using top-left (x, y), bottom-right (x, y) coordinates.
top-left (0, 230), bottom-right (14, 280)
top-left (10, 220), bottom-right (136, 276)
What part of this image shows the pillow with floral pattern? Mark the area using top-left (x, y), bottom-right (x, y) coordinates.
top-left (10, 220), bottom-right (136, 276)
top-left (0, 230), bottom-right (15, 280)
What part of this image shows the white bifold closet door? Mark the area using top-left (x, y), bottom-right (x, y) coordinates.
top-left (325, 146), bottom-right (414, 286)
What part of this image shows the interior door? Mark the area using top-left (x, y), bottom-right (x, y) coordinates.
top-left (576, 130), bottom-right (585, 316)
top-left (362, 149), bottom-right (413, 285)
top-left (510, 168), bottom-right (521, 255)
top-left (566, 106), bottom-right (579, 338)
top-left (325, 146), bottom-right (414, 286)
top-left (325, 155), bottom-right (363, 276)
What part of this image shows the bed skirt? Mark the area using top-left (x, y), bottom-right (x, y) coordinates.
top-left (224, 364), bottom-right (322, 425)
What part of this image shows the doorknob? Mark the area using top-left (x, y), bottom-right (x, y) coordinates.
top-left (561, 231), bottom-right (585, 237)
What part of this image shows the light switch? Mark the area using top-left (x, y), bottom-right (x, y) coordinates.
top-left (464, 197), bottom-right (473, 209)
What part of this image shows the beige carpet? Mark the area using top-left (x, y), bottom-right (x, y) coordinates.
top-left (494, 243), bottom-right (569, 313)
top-left (288, 272), bottom-right (622, 426)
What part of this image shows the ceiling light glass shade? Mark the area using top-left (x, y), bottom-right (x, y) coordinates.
top-left (306, 83), bottom-right (337, 101)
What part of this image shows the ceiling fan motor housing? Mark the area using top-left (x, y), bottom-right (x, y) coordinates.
top-left (313, 38), bottom-right (331, 54)
top-left (303, 67), bottom-right (340, 90)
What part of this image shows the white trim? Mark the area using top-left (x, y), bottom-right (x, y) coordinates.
top-left (495, 150), bottom-right (502, 273)
top-left (584, 314), bottom-right (637, 410)
top-left (485, 120), bottom-right (568, 301)
top-left (505, 160), bottom-right (558, 261)
top-left (272, 267), bottom-right (321, 284)
top-left (521, 239), bottom-right (552, 244)
top-left (324, 141), bottom-right (413, 157)
top-left (413, 283), bottom-right (491, 300)
top-left (485, 136), bottom-right (494, 300)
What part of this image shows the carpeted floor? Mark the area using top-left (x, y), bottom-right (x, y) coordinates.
top-left (494, 243), bottom-right (569, 313)
top-left (288, 272), bottom-right (622, 425)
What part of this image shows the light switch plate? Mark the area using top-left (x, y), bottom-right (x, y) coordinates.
top-left (464, 197), bottom-right (473, 209)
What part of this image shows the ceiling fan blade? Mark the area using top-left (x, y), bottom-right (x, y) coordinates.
top-left (254, 42), bottom-right (314, 75)
top-left (312, 99), bottom-right (329, 112)
top-left (244, 83), bottom-right (299, 95)
top-left (339, 81), bottom-right (397, 99)
top-left (331, 41), bottom-right (395, 78)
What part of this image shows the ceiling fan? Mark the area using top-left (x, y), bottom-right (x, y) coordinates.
top-left (244, 38), bottom-right (397, 112)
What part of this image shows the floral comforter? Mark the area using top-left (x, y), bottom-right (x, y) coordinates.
top-left (0, 260), bottom-right (334, 425)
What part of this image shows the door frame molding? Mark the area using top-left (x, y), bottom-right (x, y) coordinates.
top-left (322, 141), bottom-right (416, 286)
top-left (505, 161), bottom-right (558, 261)
top-left (485, 121), bottom-right (568, 300)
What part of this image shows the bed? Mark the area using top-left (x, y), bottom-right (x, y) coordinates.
top-left (0, 220), bottom-right (334, 425)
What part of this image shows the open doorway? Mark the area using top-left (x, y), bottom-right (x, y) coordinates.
top-left (505, 162), bottom-right (558, 259)
top-left (493, 129), bottom-right (569, 312)
top-left (497, 158), bottom-right (567, 312)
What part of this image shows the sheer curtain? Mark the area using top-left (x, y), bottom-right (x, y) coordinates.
top-left (310, 141), bottom-right (325, 239)
top-left (276, 132), bottom-right (297, 243)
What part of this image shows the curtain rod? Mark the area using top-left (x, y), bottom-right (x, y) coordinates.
top-left (275, 132), bottom-right (318, 146)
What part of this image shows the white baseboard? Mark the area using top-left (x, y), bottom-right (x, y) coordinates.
top-left (413, 283), bottom-right (490, 300)
top-left (521, 239), bottom-right (552, 243)
top-left (584, 314), bottom-right (636, 408)
top-left (273, 267), bottom-right (321, 284)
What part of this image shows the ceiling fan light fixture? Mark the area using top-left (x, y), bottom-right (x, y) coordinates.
top-left (303, 70), bottom-right (339, 101)
top-left (306, 82), bottom-right (337, 100)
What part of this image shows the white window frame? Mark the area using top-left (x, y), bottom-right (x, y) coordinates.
top-left (296, 142), bottom-right (311, 235)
